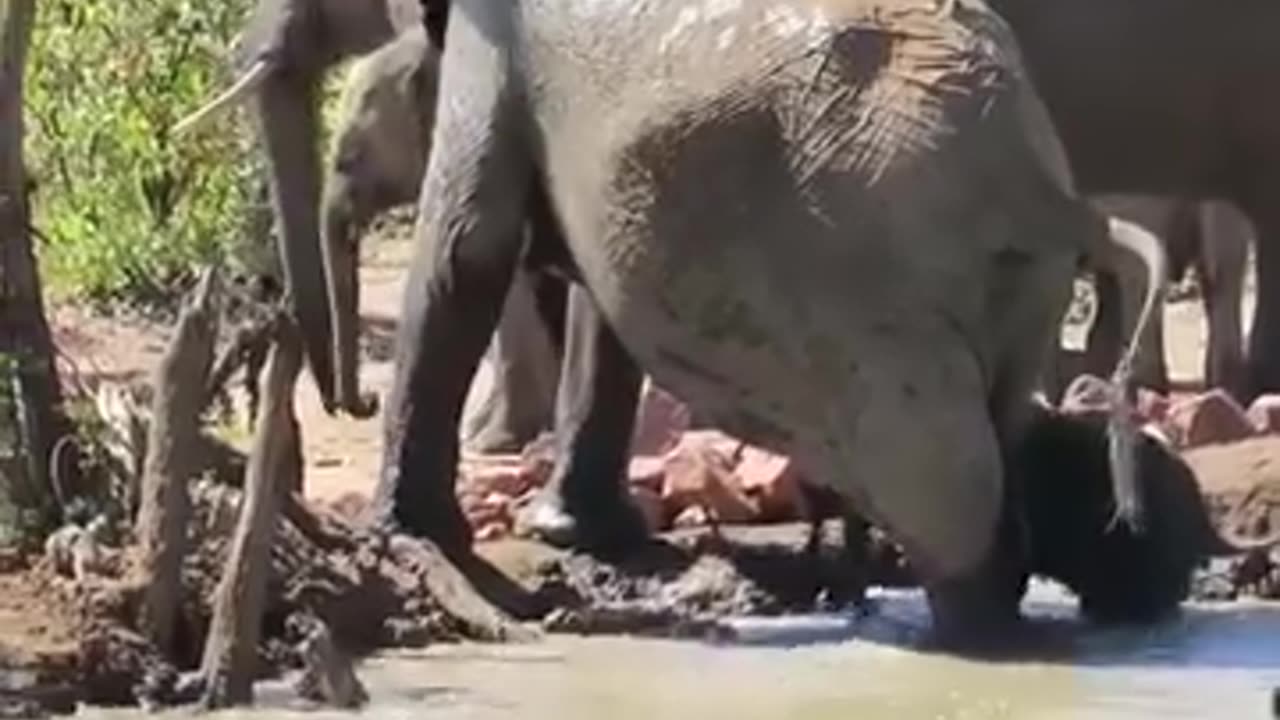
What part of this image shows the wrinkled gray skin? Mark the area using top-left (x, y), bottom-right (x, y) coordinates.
top-left (1082, 196), bottom-right (1251, 398)
top-left (368, 0), bottom-right (1155, 646)
top-left (988, 0), bottom-right (1280, 401)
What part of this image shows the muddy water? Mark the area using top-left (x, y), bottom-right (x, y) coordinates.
top-left (81, 582), bottom-right (1278, 720)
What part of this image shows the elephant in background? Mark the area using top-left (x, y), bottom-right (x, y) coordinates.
top-left (175, 0), bottom-right (560, 441)
top-left (175, 0), bottom-right (423, 416)
top-left (988, 0), bottom-right (1280, 400)
top-left (177, 0), bottom-right (652, 551)
top-left (1081, 196), bottom-right (1251, 399)
top-left (321, 24), bottom-right (564, 452)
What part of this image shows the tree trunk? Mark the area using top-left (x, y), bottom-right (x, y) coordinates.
top-left (135, 269), bottom-right (219, 657)
top-left (200, 316), bottom-right (302, 708)
top-left (0, 0), bottom-right (70, 541)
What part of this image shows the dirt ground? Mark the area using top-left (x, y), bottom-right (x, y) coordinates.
top-left (10, 220), bottom-right (1277, 712)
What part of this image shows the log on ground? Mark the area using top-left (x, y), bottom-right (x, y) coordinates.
top-left (198, 314), bottom-right (301, 708)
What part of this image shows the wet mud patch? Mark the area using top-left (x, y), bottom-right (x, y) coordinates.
top-left (479, 521), bottom-right (911, 639)
top-left (0, 480), bottom-right (485, 716)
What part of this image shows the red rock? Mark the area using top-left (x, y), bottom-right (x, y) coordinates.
top-left (1246, 394), bottom-right (1280, 434)
top-left (661, 436), bottom-right (758, 524)
top-left (631, 382), bottom-right (692, 456)
top-left (671, 505), bottom-right (710, 529)
top-left (1136, 388), bottom-right (1171, 424)
top-left (1166, 389), bottom-right (1255, 448)
top-left (1140, 421), bottom-right (1174, 449)
top-left (458, 459), bottom-right (542, 498)
top-left (629, 485), bottom-right (667, 533)
top-left (475, 521), bottom-right (511, 542)
top-left (327, 492), bottom-right (371, 522)
top-left (736, 445), bottom-right (805, 522)
top-left (1059, 374), bottom-right (1113, 416)
top-left (628, 455), bottom-right (667, 492)
top-left (674, 430), bottom-right (744, 460)
top-left (458, 490), bottom-right (514, 529)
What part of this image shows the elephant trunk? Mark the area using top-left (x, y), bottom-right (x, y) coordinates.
top-left (320, 175), bottom-right (377, 417)
top-left (255, 72), bottom-right (339, 412)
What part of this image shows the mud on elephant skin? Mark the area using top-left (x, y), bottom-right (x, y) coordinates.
top-left (369, 0), bottom-right (1162, 648)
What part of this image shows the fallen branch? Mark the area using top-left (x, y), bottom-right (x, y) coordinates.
top-left (135, 267), bottom-right (219, 657)
top-left (199, 316), bottom-right (302, 708)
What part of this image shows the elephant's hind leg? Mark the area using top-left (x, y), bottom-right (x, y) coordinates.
top-left (516, 283), bottom-right (649, 555)
top-left (371, 7), bottom-right (533, 554)
top-left (1197, 201), bottom-right (1249, 397)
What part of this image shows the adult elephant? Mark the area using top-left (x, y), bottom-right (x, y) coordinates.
top-left (988, 0), bottom-right (1280, 400)
top-left (1082, 196), bottom-right (1251, 398)
top-left (176, 0), bottom-right (653, 551)
top-left (338, 0), bottom-right (1158, 645)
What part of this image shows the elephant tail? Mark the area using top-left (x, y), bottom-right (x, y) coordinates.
top-left (1099, 215), bottom-right (1167, 534)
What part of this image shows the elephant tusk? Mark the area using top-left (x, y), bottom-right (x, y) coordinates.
top-left (172, 59), bottom-right (273, 135)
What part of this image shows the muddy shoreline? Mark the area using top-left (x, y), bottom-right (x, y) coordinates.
top-left (2, 476), bottom-right (1275, 717)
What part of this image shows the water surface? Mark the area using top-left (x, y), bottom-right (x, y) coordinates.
top-left (80, 582), bottom-right (1279, 719)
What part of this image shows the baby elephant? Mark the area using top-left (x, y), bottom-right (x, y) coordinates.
top-left (1016, 405), bottom-right (1273, 623)
top-left (324, 24), bottom-right (564, 450)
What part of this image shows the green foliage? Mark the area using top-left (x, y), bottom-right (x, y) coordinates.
top-left (26, 0), bottom-right (263, 303)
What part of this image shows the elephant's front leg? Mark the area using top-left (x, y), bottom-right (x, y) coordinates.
top-left (370, 7), bottom-right (532, 554)
top-left (516, 283), bottom-right (649, 556)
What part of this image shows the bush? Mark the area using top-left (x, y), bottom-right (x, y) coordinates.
top-left (26, 0), bottom-right (264, 304)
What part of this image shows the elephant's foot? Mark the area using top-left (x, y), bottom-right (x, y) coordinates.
top-left (925, 572), bottom-right (1028, 655)
top-left (924, 535), bottom-right (1030, 655)
top-left (374, 486), bottom-right (474, 560)
top-left (515, 487), bottom-right (650, 558)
